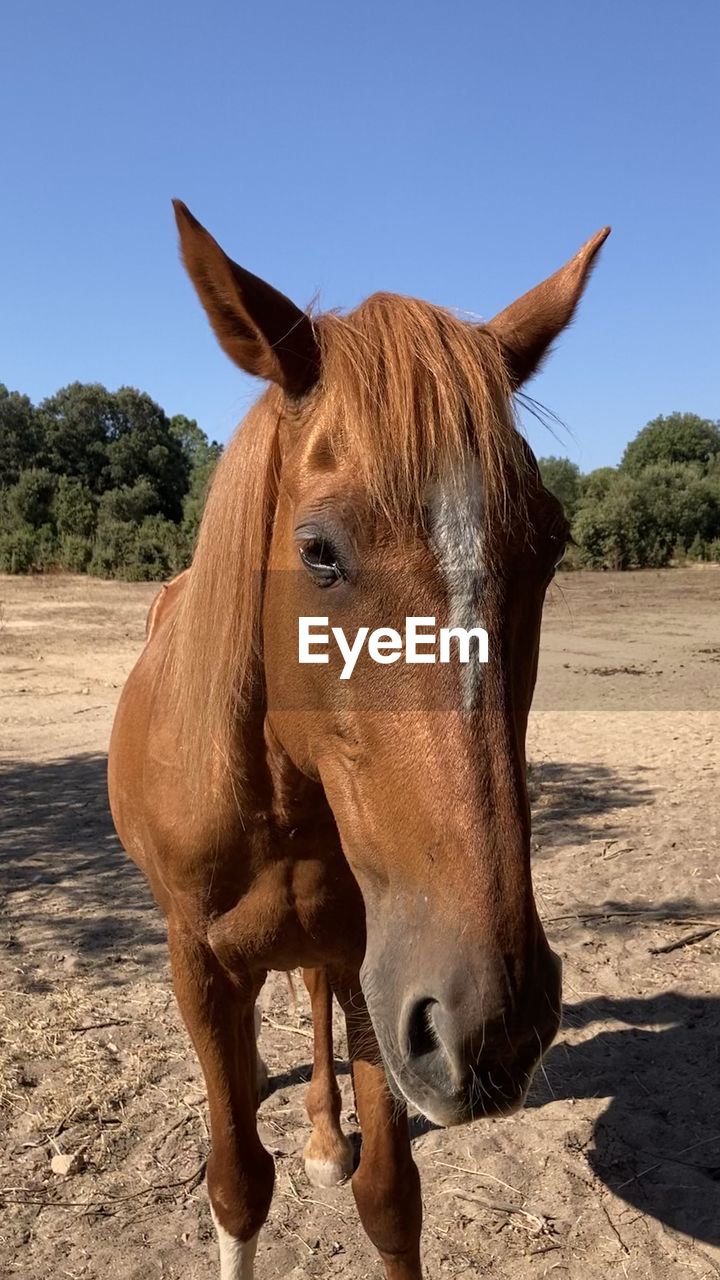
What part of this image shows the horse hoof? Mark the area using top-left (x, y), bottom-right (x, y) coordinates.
top-left (303, 1137), bottom-right (354, 1187)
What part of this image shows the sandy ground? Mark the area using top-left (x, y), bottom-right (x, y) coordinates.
top-left (1, 569), bottom-right (719, 1280)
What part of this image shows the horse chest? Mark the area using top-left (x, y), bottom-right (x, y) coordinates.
top-left (206, 853), bottom-right (365, 973)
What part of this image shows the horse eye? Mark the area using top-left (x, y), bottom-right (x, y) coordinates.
top-left (298, 539), bottom-right (343, 587)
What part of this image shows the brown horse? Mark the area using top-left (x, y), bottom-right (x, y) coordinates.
top-left (108, 203), bottom-right (609, 1279)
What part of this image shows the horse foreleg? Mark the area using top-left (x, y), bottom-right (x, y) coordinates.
top-left (332, 970), bottom-right (423, 1280)
top-left (169, 922), bottom-right (274, 1280)
top-left (301, 966), bottom-right (354, 1187)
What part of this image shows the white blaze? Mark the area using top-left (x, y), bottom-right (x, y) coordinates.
top-left (428, 458), bottom-right (485, 711)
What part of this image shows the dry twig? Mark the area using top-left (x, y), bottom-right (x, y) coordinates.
top-left (649, 926), bottom-right (719, 954)
top-left (547, 909), bottom-right (720, 926)
top-left (262, 1015), bottom-right (313, 1041)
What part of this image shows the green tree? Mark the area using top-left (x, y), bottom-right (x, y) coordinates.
top-left (620, 413), bottom-right (720, 475)
top-left (572, 474), bottom-right (647, 569)
top-left (572, 462), bottom-right (720, 569)
top-left (581, 466), bottom-right (616, 502)
top-left (40, 383), bottom-right (116, 492)
top-left (0, 527), bottom-right (39, 573)
top-left (88, 519), bottom-right (138, 578)
top-left (105, 389), bottom-right (190, 520)
top-left (0, 381), bottom-right (224, 578)
top-left (0, 386), bottom-right (45, 487)
top-left (58, 534), bottom-right (93, 573)
top-left (97, 478), bottom-right (159, 525)
top-left (5, 468), bottom-right (56, 529)
top-left (170, 414), bottom-right (222, 470)
top-left (53, 476), bottom-right (96, 537)
top-left (538, 456), bottom-right (582, 518)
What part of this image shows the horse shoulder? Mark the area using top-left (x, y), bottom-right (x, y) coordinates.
top-left (145, 567), bottom-right (191, 641)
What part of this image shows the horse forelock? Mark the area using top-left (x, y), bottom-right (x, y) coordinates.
top-left (315, 293), bottom-right (528, 534)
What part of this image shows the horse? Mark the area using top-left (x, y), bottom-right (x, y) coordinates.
top-left (108, 202), bottom-right (609, 1279)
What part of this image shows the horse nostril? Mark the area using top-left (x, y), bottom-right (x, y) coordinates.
top-left (404, 997), bottom-right (440, 1062)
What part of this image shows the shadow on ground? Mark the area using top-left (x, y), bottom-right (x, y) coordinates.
top-left (529, 991), bottom-right (720, 1248)
top-left (529, 759), bottom-right (655, 850)
top-left (0, 753), bottom-right (164, 981)
top-left (1, 751), bottom-right (656, 971)
top-left (4, 751), bottom-right (719, 1252)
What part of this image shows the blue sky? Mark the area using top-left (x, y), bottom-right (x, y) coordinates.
top-left (2, 0), bottom-right (718, 472)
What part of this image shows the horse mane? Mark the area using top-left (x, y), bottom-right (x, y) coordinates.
top-left (169, 293), bottom-right (528, 793)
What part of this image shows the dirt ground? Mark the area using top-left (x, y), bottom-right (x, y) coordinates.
top-left (1, 569), bottom-right (719, 1280)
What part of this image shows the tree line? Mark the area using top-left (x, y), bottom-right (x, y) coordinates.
top-left (1, 384), bottom-right (719, 578)
top-left (0, 382), bottom-right (220, 579)
top-left (538, 413), bottom-right (720, 568)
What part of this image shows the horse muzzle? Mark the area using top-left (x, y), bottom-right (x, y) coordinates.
top-left (363, 945), bottom-right (562, 1128)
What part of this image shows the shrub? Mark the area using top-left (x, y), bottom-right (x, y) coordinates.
top-left (31, 525), bottom-right (59, 571)
top-left (0, 524), bottom-right (58, 573)
top-left (97, 479), bottom-right (159, 525)
top-left (0, 526), bottom-right (38, 573)
top-left (182, 455), bottom-right (218, 550)
top-left (87, 515), bottom-right (190, 580)
top-left (686, 534), bottom-right (708, 562)
top-left (122, 516), bottom-right (188, 582)
top-left (59, 534), bottom-right (93, 573)
top-left (6, 468), bottom-right (56, 529)
top-left (88, 519), bottom-right (138, 578)
top-left (572, 474), bottom-right (649, 569)
top-left (0, 385), bottom-right (45, 487)
top-left (581, 467), bottom-right (616, 503)
top-left (557, 542), bottom-right (585, 571)
top-left (572, 461), bottom-right (720, 569)
top-left (53, 476), bottom-right (96, 538)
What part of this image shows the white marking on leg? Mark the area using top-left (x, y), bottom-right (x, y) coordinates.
top-left (427, 457), bottom-right (485, 711)
top-left (211, 1207), bottom-right (259, 1280)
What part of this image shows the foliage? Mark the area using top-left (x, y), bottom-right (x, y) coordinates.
top-left (0, 526), bottom-right (39, 573)
top-left (0, 385), bottom-right (44, 487)
top-left (534, 411), bottom-right (720, 570)
top-left (97, 478), bottom-right (160, 525)
top-left (59, 533), bottom-right (93, 573)
top-left (581, 467), bottom-right (616, 502)
top-left (53, 476), bottom-right (95, 537)
top-left (4, 468), bottom-right (56, 528)
top-left (104, 389), bottom-right (190, 521)
top-left (620, 413), bottom-right (720, 475)
top-left (0, 382), bottom-right (220, 579)
top-left (40, 383), bottom-right (119, 494)
top-left (562, 458), bottom-right (720, 569)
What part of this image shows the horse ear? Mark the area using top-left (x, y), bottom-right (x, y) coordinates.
top-left (486, 227), bottom-right (610, 388)
top-left (172, 200), bottom-right (320, 397)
